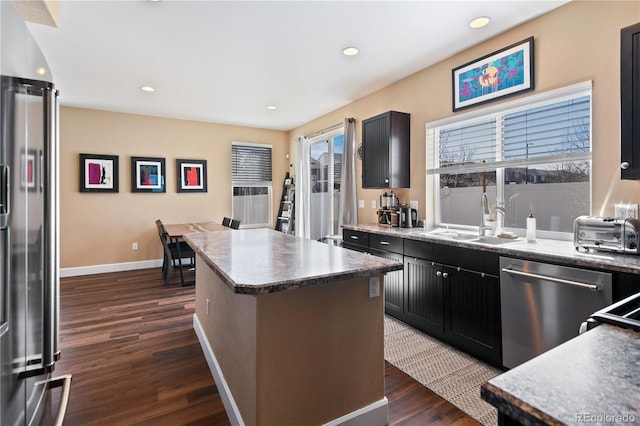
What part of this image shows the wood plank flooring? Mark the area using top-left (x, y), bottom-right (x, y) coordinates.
top-left (56, 268), bottom-right (478, 425)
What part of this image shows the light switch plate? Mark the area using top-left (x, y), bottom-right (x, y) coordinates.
top-left (372, 199), bottom-right (377, 209)
top-left (615, 203), bottom-right (638, 219)
top-left (359, 200), bottom-right (365, 209)
top-left (410, 200), bottom-right (418, 210)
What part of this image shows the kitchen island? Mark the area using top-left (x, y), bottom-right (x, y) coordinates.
top-left (184, 228), bottom-right (403, 426)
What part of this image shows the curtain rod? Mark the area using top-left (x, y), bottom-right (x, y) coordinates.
top-left (304, 118), bottom-right (354, 139)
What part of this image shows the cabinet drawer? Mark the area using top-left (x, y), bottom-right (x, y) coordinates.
top-left (405, 239), bottom-right (499, 276)
top-left (343, 229), bottom-right (369, 248)
top-left (369, 234), bottom-right (403, 254)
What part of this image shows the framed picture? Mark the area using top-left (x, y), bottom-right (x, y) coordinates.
top-left (79, 153), bottom-right (119, 193)
top-left (176, 159), bottom-right (207, 193)
top-left (131, 156), bottom-right (165, 193)
top-left (452, 37), bottom-right (534, 112)
top-left (21, 149), bottom-right (37, 191)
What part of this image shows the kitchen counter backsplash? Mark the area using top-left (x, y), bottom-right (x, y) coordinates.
top-left (343, 224), bottom-right (640, 275)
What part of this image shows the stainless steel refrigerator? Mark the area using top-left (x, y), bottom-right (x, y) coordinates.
top-left (1, 2), bottom-right (70, 425)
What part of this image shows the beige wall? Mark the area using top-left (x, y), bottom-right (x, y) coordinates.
top-left (289, 0), bottom-right (640, 226)
top-left (62, 1), bottom-right (640, 269)
top-left (60, 107), bottom-right (289, 268)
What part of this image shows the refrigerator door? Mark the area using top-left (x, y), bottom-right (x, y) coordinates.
top-left (1, 2), bottom-right (63, 425)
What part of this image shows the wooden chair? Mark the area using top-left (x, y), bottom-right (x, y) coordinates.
top-left (155, 219), bottom-right (195, 286)
top-left (230, 219), bottom-right (241, 229)
top-left (222, 217), bottom-right (231, 227)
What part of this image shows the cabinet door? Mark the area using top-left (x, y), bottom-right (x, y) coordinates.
top-left (371, 249), bottom-right (404, 318)
top-left (404, 257), bottom-right (444, 338)
top-left (621, 22), bottom-right (640, 179)
top-left (443, 266), bottom-right (502, 366)
top-left (362, 113), bottom-right (391, 188)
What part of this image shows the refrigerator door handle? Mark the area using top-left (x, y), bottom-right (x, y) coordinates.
top-left (42, 86), bottom-right (59, 369)
top-left (32, 374), bottom-right (72, 426)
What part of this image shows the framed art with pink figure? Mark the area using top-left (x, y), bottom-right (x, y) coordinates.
top-left (452, 37), bottom-right (534, 112)
top-left (79, 153), bottom-right (119, 193)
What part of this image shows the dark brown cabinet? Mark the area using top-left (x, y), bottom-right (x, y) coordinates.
top-left (443, 266), bottom-right (501, 366)
top-left (620, 22), bottom-right (640, 179)
top-left (404, 257), bottom-right (444, 337)
top-left (362, 111), bottom-right (410, 188)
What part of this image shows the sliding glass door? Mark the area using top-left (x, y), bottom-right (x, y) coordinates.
top-left (308, 131), bottom-right (343, 241)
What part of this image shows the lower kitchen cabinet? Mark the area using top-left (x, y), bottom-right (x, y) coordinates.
top-left (443, 266), bottom-right (501, 366)
top-left (371, 248), bottom-right (404, 317)
top-left (404, 255), bottom-right (502, 366)
top-left (404, 257), bottom-right (444, 337)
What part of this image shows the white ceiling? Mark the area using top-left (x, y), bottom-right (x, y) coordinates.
top-left (26, 0), bottom-right (569, 131)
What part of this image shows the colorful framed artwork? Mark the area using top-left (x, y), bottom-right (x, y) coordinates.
top-left (21, 149), bottom-right (37, 191)
top-left (131, 156), bottom-right (165, 193)
top-left (176, 159), bottom-right (207, 193)
top-left (79, 153), bottom-right (119, 193)
top-left (452, 37), bottom-right (534, 112)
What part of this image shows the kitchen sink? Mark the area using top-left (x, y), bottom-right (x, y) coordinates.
top-left (426, 229), bottom-right (519, 245)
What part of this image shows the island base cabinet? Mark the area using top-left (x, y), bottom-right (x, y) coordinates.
top-left (193, 256), bottom-right (388, 426)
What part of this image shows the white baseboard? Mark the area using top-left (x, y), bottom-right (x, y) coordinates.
top-left (193, 314), bottom-right (245, 426)
top-left (60, 259), bottom-right (163, 278)
top-left (193, 313), bottom-right (388, 426)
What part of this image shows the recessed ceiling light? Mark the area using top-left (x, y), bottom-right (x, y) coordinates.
top-left (140, 86), bottom-right (155, 92)
top-left (266, 105), bottom-right (277, 111)
top-left (469, 16), bottom-right (491, 29)
top-left (342, 47), bottom-right (359, 56)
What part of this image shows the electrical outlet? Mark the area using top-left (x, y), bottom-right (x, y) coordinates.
top-left (132, 242), bottom-right (138, 250)
top-left (359, 199), bottom-right (365, 209)
top-left (369, 276), bottom-right (380, 298)
top-left (410, 200), bottom-right (418, 210)
top-left (615, 203), bottom-right (639, 219)
top-left (372, 199), bottom-right (377, 209)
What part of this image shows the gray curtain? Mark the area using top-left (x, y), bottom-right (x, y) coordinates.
top-left (339, 117), bottom-right (357, 227)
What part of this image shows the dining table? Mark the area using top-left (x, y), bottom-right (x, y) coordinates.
top-left (163, 221), bottom-right (229, 239)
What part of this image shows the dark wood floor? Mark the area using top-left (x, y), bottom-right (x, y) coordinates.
top-left (56, 268), bottom-right (478, 425)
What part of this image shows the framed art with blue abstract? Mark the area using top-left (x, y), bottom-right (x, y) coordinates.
top-left (131, 156), bottom-right (165, 193)
top-left (452, 37), bottom-right (534, 112)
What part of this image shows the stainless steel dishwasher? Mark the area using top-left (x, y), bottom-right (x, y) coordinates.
top-left (500, 257), bottom-right (612, 368)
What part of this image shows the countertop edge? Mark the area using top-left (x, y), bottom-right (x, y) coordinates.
top-left (480, 382), bottom-right (563, 426)
top-left (186, 231), bottom-right (403, 295)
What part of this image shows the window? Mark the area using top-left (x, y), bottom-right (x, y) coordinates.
top-left (426, 82), bottom-right (591, 238)
top-left (231, 142), bottom-right (272, 228)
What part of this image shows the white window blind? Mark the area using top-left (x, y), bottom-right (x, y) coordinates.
top-left (428, 82), bottom-right (592, 175)
top-left (231, 142), bottom-right (273, 228)
top-left (232, 143), bottom-right (272, 182)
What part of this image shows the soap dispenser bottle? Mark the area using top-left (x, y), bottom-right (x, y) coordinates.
top-left (526, 213), bottom-right (536, 242)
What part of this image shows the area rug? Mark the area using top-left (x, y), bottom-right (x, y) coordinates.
top-left (384, 315), bottom-right (502, 426)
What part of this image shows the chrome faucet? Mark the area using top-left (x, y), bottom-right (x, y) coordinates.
top-left (480, 192), bottom-right (492, 236)
top-left (495, 202), bottom-right (506, 236)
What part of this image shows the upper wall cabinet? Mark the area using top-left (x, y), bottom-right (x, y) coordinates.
top-left (362, 111), bottom-right (411, 188)
top-left (621, 22), bottom-right (640, 179)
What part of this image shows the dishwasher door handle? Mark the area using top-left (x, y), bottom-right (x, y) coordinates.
top-left (501, 267), bottom-right (600, 291)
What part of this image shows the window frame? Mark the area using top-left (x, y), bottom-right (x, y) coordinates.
top-left (425, 81), bottom-right (592, 240)
top-left (231, 141), bottom-right (273, 228)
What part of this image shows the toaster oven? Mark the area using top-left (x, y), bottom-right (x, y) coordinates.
top-left (573, 216), bottom-right (640, 254)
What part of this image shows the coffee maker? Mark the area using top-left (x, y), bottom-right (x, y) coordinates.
top-left (378, 191), bottom-right (399, 225)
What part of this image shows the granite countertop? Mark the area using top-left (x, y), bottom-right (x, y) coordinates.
top-left (184, 228), bottom-right (403, 295)
top-left (343, 224), bottom-right (640, 275)
top-left (481, 324), bottom-right (640, 425)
